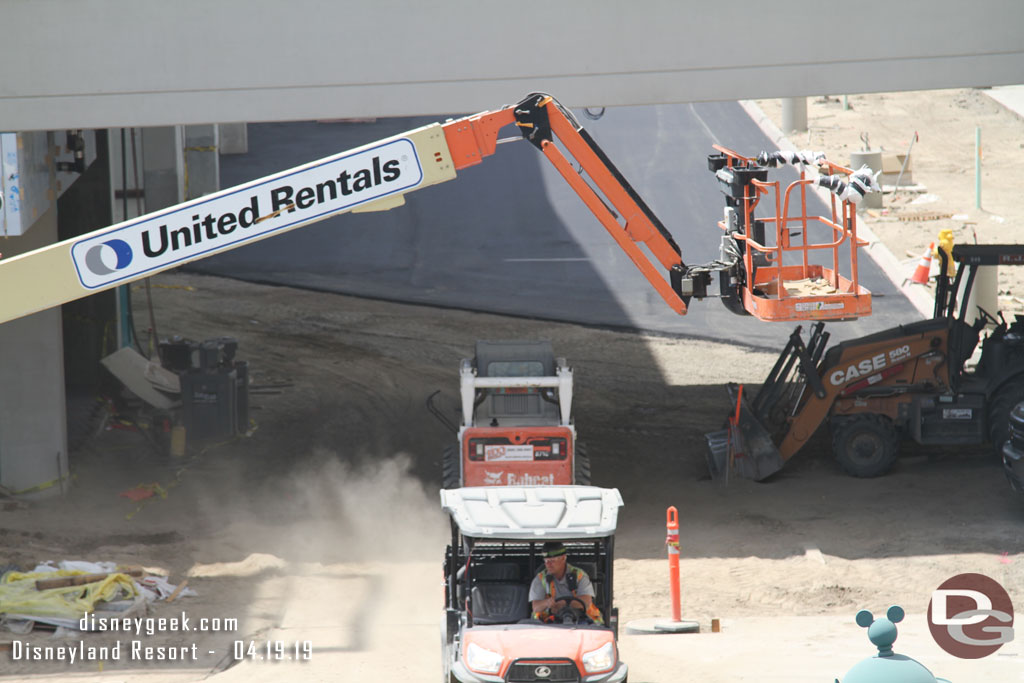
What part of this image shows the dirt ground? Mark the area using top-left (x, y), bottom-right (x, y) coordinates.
top-left (3, 88), bottom-right (1024, 682)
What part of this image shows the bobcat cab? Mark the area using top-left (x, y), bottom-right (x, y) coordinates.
top-left (440, 486), bottom-right (626, 683)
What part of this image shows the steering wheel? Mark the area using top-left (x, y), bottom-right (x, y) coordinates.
top-left (552, 596), bottom-right (591, 625)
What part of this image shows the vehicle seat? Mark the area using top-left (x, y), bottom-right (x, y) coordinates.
top-left (471, 583), bottom-right (531, 625)
top-left (471, 562), bottom-right (521, 582)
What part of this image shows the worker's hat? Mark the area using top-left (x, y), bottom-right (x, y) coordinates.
top-left (542, 541), bottom-right (567, 558)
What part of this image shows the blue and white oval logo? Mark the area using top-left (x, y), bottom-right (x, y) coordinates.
top-left (83, 239), bottom-right (133, 276)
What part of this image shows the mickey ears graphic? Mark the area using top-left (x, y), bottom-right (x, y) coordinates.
top-left (856, 605), bottom-right (905, 627)
top-left (855, 605), bottom-right (905, 656)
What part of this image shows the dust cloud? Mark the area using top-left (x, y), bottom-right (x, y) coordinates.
top-left (278, 449), bottom-right (448, 563)
top-left (185, 450), bottom-right (448, 571)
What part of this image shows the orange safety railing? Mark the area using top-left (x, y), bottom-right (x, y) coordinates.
top-left (712, 145), bottom-right (871, 322)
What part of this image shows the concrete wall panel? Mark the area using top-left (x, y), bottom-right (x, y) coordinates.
top-left (2, 0), bottom-right (1022, 130)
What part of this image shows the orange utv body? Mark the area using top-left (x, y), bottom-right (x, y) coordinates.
top-left (460, 626), bottom-right (618, 679)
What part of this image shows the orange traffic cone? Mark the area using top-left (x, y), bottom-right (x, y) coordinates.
top-left (910, 243), bottom-right (934, 284)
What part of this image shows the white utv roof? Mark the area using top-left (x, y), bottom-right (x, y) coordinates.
top-left (440, 486), bottom-right (622, 540)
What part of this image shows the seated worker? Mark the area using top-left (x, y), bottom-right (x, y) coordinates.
top-left (528, 541), bottom-right (604, 624)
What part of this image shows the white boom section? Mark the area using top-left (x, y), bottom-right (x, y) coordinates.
top-left (459, 359), bottom-right (574, 428)
top-left (0, 124), bottom-right (456, 325)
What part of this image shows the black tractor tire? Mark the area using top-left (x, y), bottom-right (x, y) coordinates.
top-left (987, 378), bottom-right (1024, 459)
top-left (573, 442), bottom-right (592, 485)
top-left (441, 444), bottom-right (461, 489)
top-left (831, 414), bottom-right (900, 478)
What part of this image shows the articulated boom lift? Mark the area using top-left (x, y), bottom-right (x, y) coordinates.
top-left (0, 93), bottom-right (873, 326)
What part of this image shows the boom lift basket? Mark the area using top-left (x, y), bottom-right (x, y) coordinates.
top-left (710, 146), bottom-right (872, 322)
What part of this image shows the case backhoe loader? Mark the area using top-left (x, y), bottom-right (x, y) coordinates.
top-left (709, 243), bottom-right (1024, 479)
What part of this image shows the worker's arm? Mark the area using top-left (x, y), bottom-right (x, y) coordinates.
top-left (531, 595), bottom-right (567, 614)
top-left (528, 575), bottom-right (567, 615)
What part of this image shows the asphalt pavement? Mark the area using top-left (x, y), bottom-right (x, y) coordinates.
top-left (187, 101), bottom-right (922, 350)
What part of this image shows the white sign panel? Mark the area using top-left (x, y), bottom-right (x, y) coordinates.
top-left (70, 138), bottom-right (423, 289)
top-left (484, 445), bottom-right (535, 462)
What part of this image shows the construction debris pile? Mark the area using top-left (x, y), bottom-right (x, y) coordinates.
top-left (0, 560), bottom-right (195, 634)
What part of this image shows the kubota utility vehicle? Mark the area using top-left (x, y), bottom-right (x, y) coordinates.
top-left (436, 341), bottom-right (588, 489)
top-left (709, 243), bottom-right (1024, 480)
top-left (440, 485), bottom-right (626, 683)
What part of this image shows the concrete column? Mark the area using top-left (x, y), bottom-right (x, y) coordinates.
top-left (219, 123), bottom-right (248, 155)
top-left (781, 97), bottom-right (807, 133)
top-left (0, 205), bottom-right (68, 497)
top-left (184, 124), bottom-right (220, 200)
top-left (850, 150), bottom-right (883, 210)
top-left (141, 126), bottom-right (186, 211)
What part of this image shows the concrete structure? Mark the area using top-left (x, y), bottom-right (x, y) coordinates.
top-left (2, 0), bottom-right (1023, 131)
top-left (0, 1), bottom-right (1022, 493)
top-left (0, 208), bottom-right (67, 495)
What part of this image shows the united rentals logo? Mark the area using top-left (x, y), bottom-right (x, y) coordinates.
top-left (83, 238), bottom-right (134, 275)
top-left (927, 573), bottom-right (1014, 658)
top-left (71, 138), bottom-right (422, 289)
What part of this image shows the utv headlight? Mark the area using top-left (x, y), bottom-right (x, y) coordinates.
top-left (465, 642), bottom-right (503, 674)
top-left (581, 641), bottom-right (615, 673)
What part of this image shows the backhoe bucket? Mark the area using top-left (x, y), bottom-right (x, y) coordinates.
top-left (705, 383), bottom-right (785, 482)
top-left (706, 323), bottom-right (829, 482)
